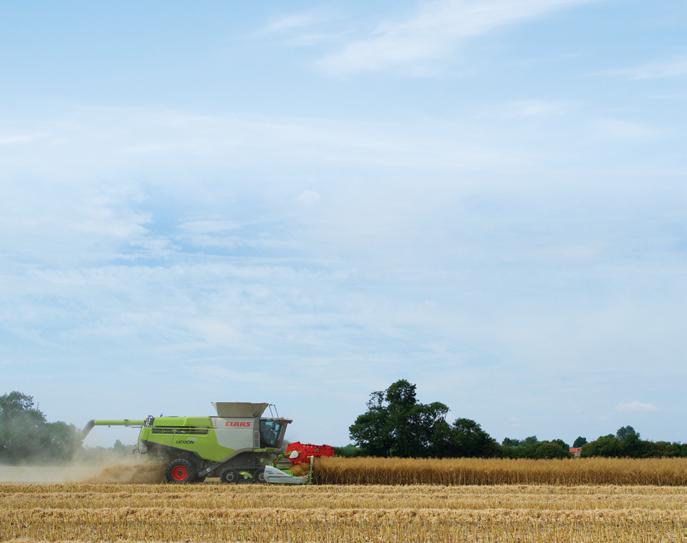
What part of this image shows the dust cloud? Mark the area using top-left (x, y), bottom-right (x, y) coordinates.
top-left (84, 457), bottom-right (165, 483)
top-left (0, 456), bottom-right (165, 484)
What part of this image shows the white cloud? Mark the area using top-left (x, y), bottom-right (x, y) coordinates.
top-left (285, 33), bottom-right (334, 47)
top-left (257, 9), bottom-right (342, 47)
top-left (319, 0), bottom-right (596, 75)
top-left (0, 107), bottom-right (533, 177)
top-left (483, 99), bottom-right (568, 119)
top-left (179, 219), bottom-right (241, 234)
top-left (297, 190), bottom-right (321, 206)
top-left (599, 56), bottom-right (687, 81)
top-left (193, 365), bottom-right (270, 383)
top-left (187, 319), bottom-right (241, 347)
top-left (0, 133), bottom-right (45, 146)
top-left (615, 401), bottom-right (659, 413)
top-left (262, 12), bottom-right (325, 34)
top-left (592, 118), bottom-right (659, 142)
top-left (506, 100), bottom-right (566, 118)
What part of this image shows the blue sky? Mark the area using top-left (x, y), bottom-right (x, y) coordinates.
top-left (1, 1), bottom-right (686, 447)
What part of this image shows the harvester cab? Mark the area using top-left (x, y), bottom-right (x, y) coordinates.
top-left (82, 402), bottom-right (311, 484)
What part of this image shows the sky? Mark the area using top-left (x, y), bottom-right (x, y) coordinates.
top-left (1, 0), bottom-right (686, 448)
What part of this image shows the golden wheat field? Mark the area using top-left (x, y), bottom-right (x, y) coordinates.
top-left (314, 456), bottom-right (687, 485)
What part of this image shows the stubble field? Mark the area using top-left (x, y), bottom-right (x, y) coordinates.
top-left (1, 483), bottom-right (686, 542)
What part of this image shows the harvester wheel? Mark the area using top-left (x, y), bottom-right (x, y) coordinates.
top-left (254, 469), bottom-right (266, 483)
top-left (219, 468), bottom-right (239, 484)
top-left (165, 458), bottom-right (196, 484)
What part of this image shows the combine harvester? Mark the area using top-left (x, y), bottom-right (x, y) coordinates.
top-left (82, 402), bottom-right (333, 484)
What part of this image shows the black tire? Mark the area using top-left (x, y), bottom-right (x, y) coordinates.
top-left (219, 468), bottom-right (239, 484)
top-left (254, 468), bottom-right (266, 484)
top-left (165, 458), bottom-right (196, 484)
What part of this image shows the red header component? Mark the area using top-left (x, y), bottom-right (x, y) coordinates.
top-left (224, 421), bottom-right (252, 428)
top-left (285, 441), bottom-right (335, 465)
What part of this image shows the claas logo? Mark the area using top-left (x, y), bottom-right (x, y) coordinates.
top-left (224, 421), bottom-right (252, 428)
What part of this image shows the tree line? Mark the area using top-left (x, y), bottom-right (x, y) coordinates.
top-left (341, 379), bottom-right (687, 459)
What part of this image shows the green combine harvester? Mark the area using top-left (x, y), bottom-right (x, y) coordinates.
top-left (82, 402), bottom-right (310, 484)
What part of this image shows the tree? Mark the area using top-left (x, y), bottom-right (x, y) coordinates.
top-left (411, 401), bottom-right (452, 457)
top-left (501, 436), bottom-right (569, 459)
top-left (385, 380), bottom-right (422, 457)
top-left (0, 391), bottom-right (81, 464)
top-left (572, 436), bottom-right (587, 448)
top-left (333, 444), bottom-right (363, 457)
top-left (616, 426), bottom-right (645, 457)
top-left (41, 421), bottom-right (82, 462)
top-left (450, 418), bottom-right (500, 457)
top-left (647, 441), bottom-right (682, 458)
top-left (349, 379), bottom-right (451, 457)
top-left (616, 426), bottom-right (639, 442)
top-left (501, 436), bottom-right (540, 458)
top-left (0, 391), bottom-right (45, 420)
top-left (349, 391), bottom-right (394, 456)
top-left (426, 417), bottom-right (454, 458)
top-left (0, 392), bottom-right (46, 463)
top-left (582, 427), bottom-right (687, 458)
top-left (582, 434), bottom-right (623, 457)
top-left (533, 440), bottom-right (570, 459)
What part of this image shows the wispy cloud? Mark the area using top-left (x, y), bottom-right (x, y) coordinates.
top-left (297, 190), bottom-right (321, 207)
top-left (257, 9), bottom-right (338, 46)
top-left (179, 219), bottom-right (242, 234)
top-left (319, 0), bottom-right (596, 75)
top-left (599, 56), bottom-right (687, 80)
top-left (615, 401), bottom-right (659, 413)
top-left (484, 99), bottom-right (569, 119)
top-left (255, 9), bottom-right (341, 47)
top-left (592, 118), bottom-right (659, 142)
top-left (262, 12), bottom-right (325, 34)
top-left (506, 100), bottom-right (567, 118)
top-left (193, 365), bottom-right (270, 383)
top-left (0, 133), bottom-right (46, 146)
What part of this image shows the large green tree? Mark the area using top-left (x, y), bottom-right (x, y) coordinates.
top-left (349, 380), bottom-right (451, 457)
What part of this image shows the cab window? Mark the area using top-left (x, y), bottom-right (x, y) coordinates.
top-left (259, 419), bottom-right (282, 448)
